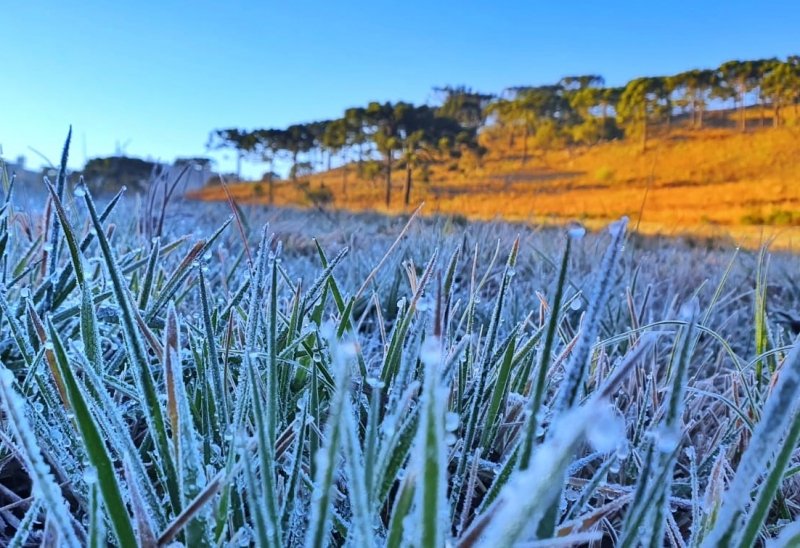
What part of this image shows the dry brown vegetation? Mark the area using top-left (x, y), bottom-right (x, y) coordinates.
top-left (191, 108), bottom-right (800, 250)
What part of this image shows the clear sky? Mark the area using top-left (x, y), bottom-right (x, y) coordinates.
top-left (2, 0), bottom-right (798, 176)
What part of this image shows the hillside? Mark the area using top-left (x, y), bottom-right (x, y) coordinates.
top-left (190, 110), bottom-right (800, 250)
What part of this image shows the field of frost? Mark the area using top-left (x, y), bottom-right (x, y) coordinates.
top-left (2, 141), bottom-right (800, 547)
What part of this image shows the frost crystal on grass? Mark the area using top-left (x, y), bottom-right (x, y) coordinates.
top-left (0, 366), bottom-right (81, 548)
top-left (420, 335), bottom-right (443, 367)
top-left (567, 221), bottom-right (587, 240)
top-left (3, 156), bottom-right (800, 547)
top-left (585, 403), bottom-right (625, 453)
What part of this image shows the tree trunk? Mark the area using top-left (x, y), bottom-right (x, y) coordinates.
top-left (292, 151), bottom-right (298, 181)
top-left (384, 153), bottom-right (392, 208)
top-left (641, 111), bottom-right (648, 153)
top-left (522, 126), bottom-right (529, 165)
top-left (404, 161), bottom-right (412, 206)
top-left (236, 152), bottom-right (242, 180)
top-left (698, 105), bottom-right (704, 129)
top-left (342, 161), bottom-right (348, 198)
top-left (268, 159), bottom-right (274, 204)
top-left (739, 86), bottom-right (746, 132)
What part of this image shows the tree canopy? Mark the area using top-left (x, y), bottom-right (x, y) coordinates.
top-left (208, 54), bottom-right (800, 205)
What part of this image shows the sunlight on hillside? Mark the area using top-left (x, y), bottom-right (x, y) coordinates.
top-left (192, 107), bottom-right (800, 250)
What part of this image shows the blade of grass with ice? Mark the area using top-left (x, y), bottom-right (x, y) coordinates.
top-left (413, 335), bottom-right (450, 547)
top-left (519, 235), bottom-right (572, 469)
top-left (198, 265), bottom-right (227, 436)
top-left (41, 127), bottom-right (71, 313)
top-left (304, 332), bottom-right (352, 548)
top-left (621, 299), bottom-right (698, 547)
top-left (8, 499), bottom-right (42, 548)
top-left (0, 365), bottom-right (82, 548)
top-left (555, 217), bottom-right (628, 413)
top-left (46, 316), bottom-right (138, 547)
top-left (702, 337), bottom-right (800, 547)
top-left (81, 187), bottom-right (181, 515)
top-left (458, 239), bottom-right (518, 494)
top-left (165, 303), bottom-right (212, 546)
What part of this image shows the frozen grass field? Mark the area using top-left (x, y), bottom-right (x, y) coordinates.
top-left (2, 145), bottom-right (800, 546)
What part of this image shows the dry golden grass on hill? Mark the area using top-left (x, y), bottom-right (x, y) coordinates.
top-left (190, 108), bottom-right (800, 250)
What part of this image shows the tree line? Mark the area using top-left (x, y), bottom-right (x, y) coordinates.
top-left (208, 55), bottom-right (800, 207)
top-left (208, 99), bottom-right (481, 207)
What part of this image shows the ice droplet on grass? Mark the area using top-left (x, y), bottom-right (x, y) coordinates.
top-left (445, 412), bottom-right (460, 432)
top-left (585, 404), bottom-right (625, 453)
top-left (339, 341), bottom-right (358, 359)
top-left (420, 336), bottom-right (442, 367)
top-left (655, 427), bottom-right (681, 453)
top-left (366, 377), bottom-right (385, 389)
top-left (567, 222), bottom-right (586, 240)
top-left (83, 466), bottom-right (98, 484)
top-left (381, 417), bottom-right (397, 437)
top-left (679, 297), bottom-right (701, 322)
top-left (319, 321), bottom-right (335, 340)
top-left (616, 439), bottom-right (630, 460)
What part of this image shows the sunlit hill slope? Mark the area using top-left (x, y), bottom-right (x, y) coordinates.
top-left (190, 109), bottom-right (800, 250)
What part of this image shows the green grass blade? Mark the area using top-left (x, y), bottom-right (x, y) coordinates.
top-left (46, 316), bottom-right (138, 547)
top-left (80, 187), bottom-right (181, 515)
top-left (0, 366), bottom-right (82, 548)
top-left (8, 499), bottom-right (43, 548)
top-left (413, 335), bottom-right (449, 547)
top-left (703, 338), bottom-right (800, 547)
top-left (519, 236), bottom-right (571, 468)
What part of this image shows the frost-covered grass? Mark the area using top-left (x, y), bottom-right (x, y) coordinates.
top-left (2, 137), bottom-right (800, 546)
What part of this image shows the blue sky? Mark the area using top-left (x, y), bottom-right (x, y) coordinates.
top-left (2, 0), bottom-right (799, 176)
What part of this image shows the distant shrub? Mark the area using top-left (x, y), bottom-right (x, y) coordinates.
top-left (362, 160), bottom-right (382, 181)
top-left (448, 213), bottom-right (469, 227)
top-left (595, 166), bottom-right (615, 183)
top-left (768, 209), bottom-right (800, 226)
top-left (419, 164), bottom-right (431, 183)
top-left (80, 155), bottom-right (158, 194)
top-left (307, 184), bottom-right (334, 205)
top-left (742, 209), bottom-right (800, 226)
